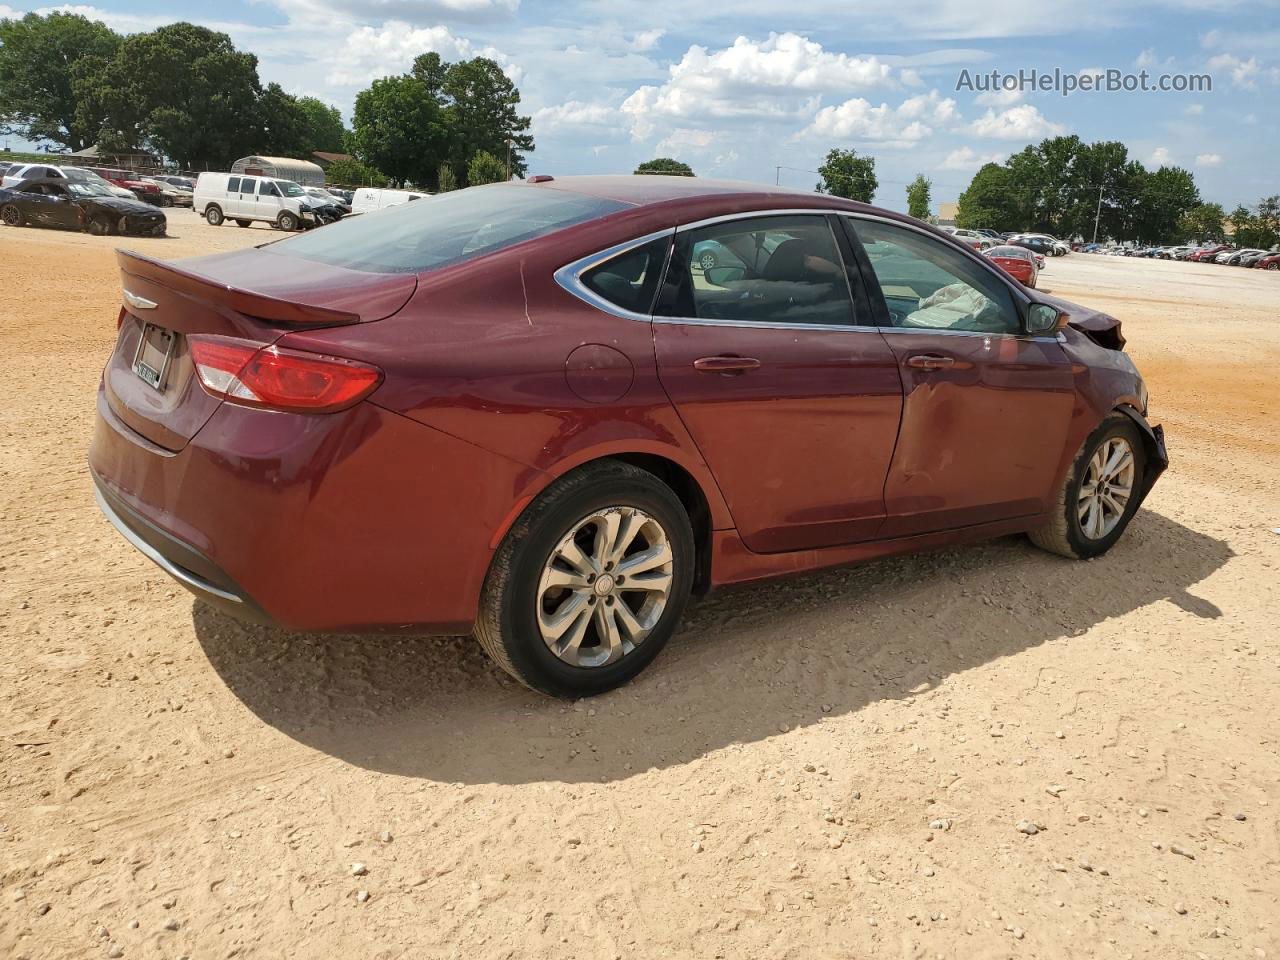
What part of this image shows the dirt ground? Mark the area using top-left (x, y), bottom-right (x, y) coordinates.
top-left (1, 211), bottom-right (1278, 960)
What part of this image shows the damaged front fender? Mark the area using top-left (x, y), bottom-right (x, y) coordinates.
top-left (1115, 405), bottom-right (1168, 506)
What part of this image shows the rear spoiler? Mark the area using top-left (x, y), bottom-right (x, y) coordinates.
top-left (117, 249), bottom-right (409, 327)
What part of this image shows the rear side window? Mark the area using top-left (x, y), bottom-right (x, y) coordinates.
top-left (580, 237), bottom-right (670, 316)
top-left (239, 178), bottom-right (257, 195)
top-left (659, 214), bottom-right (857, 326)
top-left (227, 176), bottom-right (241, 192)
top-left (274, 184), bottom-right (630, 275)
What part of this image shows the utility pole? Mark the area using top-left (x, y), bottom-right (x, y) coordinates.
top-left (1092, 183), bottom-right (1104, 243)
top-left (776, 165), bottom-right (781, 186)
top-left (505, 139), bottom-right (514, 181)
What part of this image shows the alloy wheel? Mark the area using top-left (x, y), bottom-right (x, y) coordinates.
top-left (1, 205), bottom-right (19, 226)
top-left (1077, 436), bottom-right (1135, 540)
top-left (536, 506), bottom-right (674, 668)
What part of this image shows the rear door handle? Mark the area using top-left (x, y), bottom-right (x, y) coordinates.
top-left (693, 356), bottom-right (761, 374)
top-left (906, 354), bottom-right (955, 370)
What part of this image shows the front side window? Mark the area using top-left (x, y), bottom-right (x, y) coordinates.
top-left (260, 181), bottom-right (281, 197)
top-left (848, 218), bottom-right (1021, 334)
top-left (580, 236), bottom-right (670, 316)
top-left (662, 214), bottom-right (855, 326)
top-left (273, 184), bottom-right (629, 275)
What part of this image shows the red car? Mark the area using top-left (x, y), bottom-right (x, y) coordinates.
top-left (984, 244), bottom-right (1039, 288)
top-left (1188, 245), bottom-right (1230, 262)
top-left (1254, 253), bottom-right (1280, 270)
top-left (94, 168), bottom-right (163, 205)
top-left (90, 177), bottom-right (1167, 697)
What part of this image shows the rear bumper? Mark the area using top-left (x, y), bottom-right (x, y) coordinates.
top-left (89, 383), bottom-right (541, 634)
top-left (92, 473), bottom-right (272, 624)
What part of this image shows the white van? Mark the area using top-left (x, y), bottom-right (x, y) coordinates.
top-left (194, 172), bottom-right (315, 231)
top-left (350, 187), bottom-right (429, 215)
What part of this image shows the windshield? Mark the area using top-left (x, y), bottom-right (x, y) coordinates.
top-left (63, 168), bottom-right (104, 183)
top-left (67, 182), bottom-right (114, 198)
top-left (989, 245), bottom-right (1031, 260)
top-left (276, 180), bottom-right (306, 198)
top-left (272, 184), bottom-right (629, 274)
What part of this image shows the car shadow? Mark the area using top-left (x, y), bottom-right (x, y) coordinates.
top-left (192, 509), bottom-right (1230, 785)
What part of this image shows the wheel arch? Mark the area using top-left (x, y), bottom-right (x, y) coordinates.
top-left (1112, 403), bottom-right (1168, 506)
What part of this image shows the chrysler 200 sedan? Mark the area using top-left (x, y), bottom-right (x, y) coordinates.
top-left (89, 176), bottom-right (1167, 698)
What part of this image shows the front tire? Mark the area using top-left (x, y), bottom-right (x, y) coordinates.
top-left (205, 205), bottom-right (224, 226)
top-left (1029, 414), bottom-right (1146, 559)
top-left (278, 212), bottom-right (298, 231)
top-left (475, 461), bottom-right (695, 698)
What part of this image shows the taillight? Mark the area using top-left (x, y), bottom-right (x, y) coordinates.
top-left (188, 336), bottom-right (382, 413)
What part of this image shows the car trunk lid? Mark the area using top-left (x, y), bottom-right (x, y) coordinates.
top-left (105, 248), bottom-right (416, 451)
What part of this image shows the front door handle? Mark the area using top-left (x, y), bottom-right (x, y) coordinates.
top-left (906, 354), bottom-right (955, 370)
top-left (693, 356), bottom-right (761, 374)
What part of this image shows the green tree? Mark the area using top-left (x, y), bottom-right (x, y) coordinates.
top-left (296, 97), bottom-right (346, 154)
top-left (815, 148), bottom-right (877, 203)
top-left (956, 163), bottom-right (1022, 231)
top-left (467, 150), bottom-right (508, 185)
top-left (437, 162), bottom-right (458, 192)
top-left (0, 12), bottom-right (120, 151)
top-left (635, 157), bottom-right (694, 176)
top-left (257, 82), bottom-right (310, 157)
top-left (439, 57), bottom-right (533, 184)
top-left (1227, 198), bottom-right (1280, 249)
top-left (349, 73), bottom-right (447, 187)
top-left (1179, 203), bottom-right (1226, 242)
top-left (905, 174), bottom-right (931, 220)
top-left (76, 23), bottom-right (264, 168)
top-left (322, 155), bottom-right (387, 188)
top-left (1133, 165), bottom-right (1199, 243)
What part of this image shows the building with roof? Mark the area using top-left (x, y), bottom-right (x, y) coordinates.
top-left (230, 155), bottom-right (326, 186)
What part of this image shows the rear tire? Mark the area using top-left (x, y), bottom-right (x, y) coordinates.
top-left (205, 205), bottom-right (224, 226)
top-left (1, 204), bottom-right (22, 227)
top-left (278, 212), bottom-right (298, 232)
top-left (1029, 414), bottom-right (1147, 560)
top-left (475, 461), bottom-right (694, 698)
top-left (234, 219), bottom-right (252, 228)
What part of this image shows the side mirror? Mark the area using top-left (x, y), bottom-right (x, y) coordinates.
top-left (705, 265), bottom-right (746, 286)
top-left (1026, 303), bottom-right (1065, 336)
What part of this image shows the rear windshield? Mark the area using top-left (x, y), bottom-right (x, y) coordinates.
top-left (272, 184), bottom-right (630, 274)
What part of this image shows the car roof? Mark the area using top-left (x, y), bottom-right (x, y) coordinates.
top-left (530, 174), bottom-right (876, 212)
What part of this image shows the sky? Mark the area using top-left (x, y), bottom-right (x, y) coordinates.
top-left (2, 0), bottom-right (1277, 212)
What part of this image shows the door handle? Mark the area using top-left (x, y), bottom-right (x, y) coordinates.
top-left (906, 354), bottom-right (955, 370)
top-left (693, 356), bottom-right (761, 374)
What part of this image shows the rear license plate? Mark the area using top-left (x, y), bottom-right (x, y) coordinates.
top-left (132, 323), bottom-right (175, 391)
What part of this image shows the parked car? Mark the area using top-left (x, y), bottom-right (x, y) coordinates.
top-left (0, 177), bottom-right (166, 236)
top-left (1254, 253), bottom-right (1280, 270)
top-left (92, 168), bottom-right (164, 205)
top-left (1240, 250), bottom-right (1276, 267)
top-left (1009, 235), bottom-right (1056, 257)
top-left (947, 228), bottom-right (994, 251)
top-left (350, 187), bottom-right (429, 214)
top-left (1219, 248), bottom-right (1269, 266)
top-left (140, 177), bottom-right (192, 208)
top-left (89, 176), bottom-right (1166, 698)
top-left (984, 244), bottom-right (1039, 288)
top-left (303, 187), bottom-right (350, 221)
top-left (1188, 245), bottom-right (1231, 262)
top-left (194, 172), bottom-right (315, 230)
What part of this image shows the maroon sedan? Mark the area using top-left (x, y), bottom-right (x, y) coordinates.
top-left (90, 177), bottom-right (1166, 697)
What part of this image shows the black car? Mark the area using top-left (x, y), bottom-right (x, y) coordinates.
top-left (0, 177), bottom-right (167, 236)
top-left (1009, 236), bottom-right (1055, 256)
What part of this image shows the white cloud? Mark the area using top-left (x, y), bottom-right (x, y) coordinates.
top-left (269, 0), bottom-right (518, 27)
top-left (531, 100), bottom-right (617, 132)
top-left (1149, 146), bottom-right (1172, 166)
top-left (975, 86), bottom-right (1023, 107)
top-left (1206, 53), bottom-right (1260, 88)
top-left (326, 22), bottom-right (514, 87)
top-left (900, 68), bottom-right (924, 86)
top-left (620, 32), bottom-right (895, 139)
top-left (800, 90), bottom-right (959, 145)
top-left (1185, 103), bottom-right (1204, 115)
top-left (940, 146), bottom-right (1003, 170)
top-left (630, 28), bottom-right (665, 52)
top-left (969, 104), bottom-right (1064, 139)
top-left (1195, 153), bottom-right (1222, 167)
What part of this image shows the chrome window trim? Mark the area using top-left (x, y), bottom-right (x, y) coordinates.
top-left (553, 207), bottom-right (1060, 343)
top-left (553, 227), bottom-right (675, 322)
